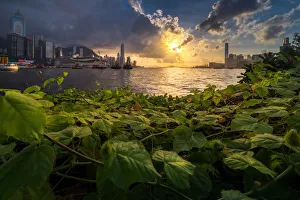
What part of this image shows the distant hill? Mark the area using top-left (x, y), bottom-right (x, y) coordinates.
top-left (61, 46), bottom-right (98, 57)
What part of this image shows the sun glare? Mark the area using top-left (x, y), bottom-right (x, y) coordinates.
top-left (169, 43), bottom-right (182, 53)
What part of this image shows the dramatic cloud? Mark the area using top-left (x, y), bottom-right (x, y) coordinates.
top-left (196, 0), bottom-right (270, 34)
top-left (253, 5), bottom-right (300, 43)
top-left (128, 0), bottom-right (194, 63)
top-left (192, 38), bottom-right (224, 53)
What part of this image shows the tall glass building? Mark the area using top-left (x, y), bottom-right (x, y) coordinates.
top-left (11, 9), bottom-right (26, 37)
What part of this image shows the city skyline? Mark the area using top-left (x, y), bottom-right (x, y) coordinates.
top-left (0, 0), bottom-right (299, 67)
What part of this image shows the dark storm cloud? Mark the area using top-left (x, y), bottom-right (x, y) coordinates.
top-left (0, 0), bottom-right (162, 56)
top-left (196, 0), bottom-right (270, 34)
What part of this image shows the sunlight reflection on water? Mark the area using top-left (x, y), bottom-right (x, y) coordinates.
top-left (0, 68), bottom-right (244, 96)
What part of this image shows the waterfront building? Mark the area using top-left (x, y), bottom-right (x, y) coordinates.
top-left (252, 54), bottom-right (262, 62)
top-left (24, 37), bottom-right (33, 59)
top-left (11, 9), bottom-right (26, 37)
top-left (73, 46), bottom-right (77, 56)
top-left (117, 53), bottom-right (120, 65)
top-left (45, 41), bottom-right (54, 65)
top-left (7, 33), bottom-right (25, 60)
top-left (120, 43), bottom-right (125, 67)
top-left (209, 62), bottom-right (225, 68)
top-left (280, 37), bottom-right (291, 53)
top-left (126, 56), bottom-right (131, 65)
top-left (33, 35), bottom-right (43, 59)
top-left (80, 48), bottom-right (84, 57)
top-left (225, 43), bottom-right (229, 67)
top-left (133, 60), bottom-right (137, 67)
top-left (55, 47), bottom-right (63, 58)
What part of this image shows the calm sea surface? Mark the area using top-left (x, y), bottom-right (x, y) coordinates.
top-left (0, 68), bottom-right (244, 96)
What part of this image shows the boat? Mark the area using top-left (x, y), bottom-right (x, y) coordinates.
top-left (123, 57), bottom-right (133, 69)
top-left (72, 62), bottom-right (83, 69)
top-left (0, 63), bottom-right (19, 71)
top-left (111, 65), bottom-right (121, 69)
top-left (92, 64), bottom-right (106, 69)
top-left (123, 64), bottom-right (133, 69)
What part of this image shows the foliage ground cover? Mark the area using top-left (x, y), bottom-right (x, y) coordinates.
top-left (1, 44), bottom-right (300, 199)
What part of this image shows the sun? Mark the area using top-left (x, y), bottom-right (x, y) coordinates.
top-left (169, 43), bottom-right (182, 53)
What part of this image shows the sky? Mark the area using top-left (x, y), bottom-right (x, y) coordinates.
top-left (1, 0), bottom-right (300, 67)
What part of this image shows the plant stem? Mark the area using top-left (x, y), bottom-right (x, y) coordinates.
top-left (43, 133), bottom-right (103, 165)
top-left (54, 172), bottom-right (96, 183)
top-left (218, 165), bottom-right (294, 200)
top-left (245, 165), bottom-right (294, 196)
top-left (145, 182), bottom-right (193, 200)
top-left (140, 130), bottom-right (169, 142)
top-left (53, 162), bottom-right (93, 172)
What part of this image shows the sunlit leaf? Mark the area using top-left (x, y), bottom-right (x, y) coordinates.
top-left (101, 140), bottom-right (160, 190)
top-left (224, 154), bottom-right (276, 177)
top-left (251, 134), bottom-right (284, 149)
top-left (0, 91), bottom-right (46, 142)
top-left (47, 126), bottom-right (92, 145)
top-left (23, 85), bottom-right (41, 94)
top-left (152, 150), bottom-right (195, 190)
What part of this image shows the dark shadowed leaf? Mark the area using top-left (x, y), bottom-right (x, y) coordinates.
top-left (172, 126), bottom-right (206, 152)
top-left (0, 145), bottom-right (55, 199)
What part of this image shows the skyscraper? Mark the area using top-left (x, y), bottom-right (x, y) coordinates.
top-left (73, 46), bottom-right (77, 56)
top-left (120, 43), bottom-right (125, 67)
top-left (225, 43), bottom-right (229, 67)
top-left (33, 35), bottom-right (43, 59)
top-left (117, 53), bottom-right (120, 65)
top-left (11, 9), bottom-right (26, 37)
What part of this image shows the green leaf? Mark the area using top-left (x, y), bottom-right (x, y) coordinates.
top-left (56, 76), bottom-right (64, 85)
top-left (252, 106), bottom-right (289, 118)
top-left (152, 150), bottom-right (195, 190)
top-left (0, 145), bottom-right (56, 200)
top-left (172, 126), bottom-right (206, 152)
top-left (254, 86), bottom-right (269, 98)
top-left (242, 99), bottom-right (262, 108)
top-left (224, 154), bottom-right (276, 177)
top-left (38, 100), bottom-right (55, 108)
top-left (221, 190), bottom-right (255, 200)
top-left (0, 91), bottom-right (46, 142)
top-left (290, 153), bottom-right (300, 176)
top-left (63, 72), bottom-right (68, 77)
top-left (0, 142), bottom-right (16, 157)
top-left (251, 134), bottom-right (284, 149)
top-left (23, 85), bottom-right (41, 94)
top-left (43, 78), bottom-right (56, 88)
top-left (45, 113), bottom-right (75, 132)
top-left (286, 114), bottom-right (300, 132)
top-left (231, 114), bottom-right (273, 134)
top-left (223, 139), bottom-right (252, 155)
top-left (47, 126), bottom-right (92, 145)
top-left (101, 140), bottom-right (160, 190)
top-left (8, 183), bottom-right (55, 200)
top-left (284, 129), bottom-right (300, 152)
top-left (188, 167), bottom-right (212, 199)
top-left (92, 119), bottom-right (113, 137)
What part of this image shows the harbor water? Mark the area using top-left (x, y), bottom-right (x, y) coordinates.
top-left (0, 68), bottom-right (244, 96)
